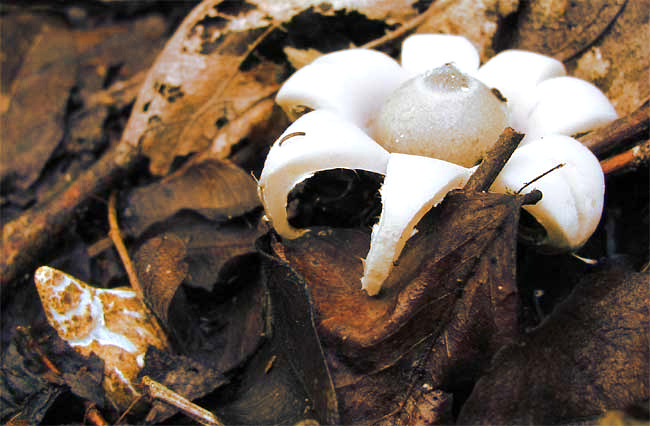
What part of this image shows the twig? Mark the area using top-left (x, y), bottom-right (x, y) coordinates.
top-left (108, 192), bottom-right (145, 300)
top-left (579, 100), bottom-right (649, 157)
top-left (114, 394), bottom-right (145, 425)
top-left (516, 163), bottom-right (565, 194)
top-left (16, 326), bottom-right (62, 376)
top-left (362, 0), bottom-right (455, 50)
top-left (0, 142), bottom-right (140, 292)
top-left (141, 376), bottom-right (225, 426)
top-left (463, 127), bottom-right (525, 193)
top-left (600, 140), bottom-right (650, 175)
top-left (84, 401), bottom-right (110, 426)
top-left (84, 70), bottom-right (147, 110)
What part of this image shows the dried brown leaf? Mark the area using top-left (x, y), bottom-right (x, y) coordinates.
top-left (119, 0), bottom-right (283, 176)
top-left (0, 27), bottom-right (77, 190)
top-left (513, 0), bottom-right (627, 62)
top-left (122, 159), bottom-right (260, 238)
top-left (457, 263), bottom-right (649, 424)
top-left (134, 233), bottom-right (188, 325)
top-left (567, 0), bottom-right (650, 116)
top-left (266, 188), bottom-right (530, 422)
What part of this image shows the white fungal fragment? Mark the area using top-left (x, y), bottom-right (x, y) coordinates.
top-left (490, 135), bottom-right (605, 250)
top-left (361, 154), bottom-right (473, 295)
top-left (476, 50), bottom-right (566, 131)
top-left (258, 110), bottom-right (390, 239)
top-left (400, 34), bottom-right (480, 77)
top-left (523, 76), bottom-right (618, 138)
top-left (372, 64), bottom-right (510, 167)
top-left (34, 266), bottom-right (169, 410)
top-left (275, 48), bottom-right (408, 129)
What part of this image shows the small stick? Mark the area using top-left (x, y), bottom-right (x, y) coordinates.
top-left (362, 0), bottom-right (455, 50)
top-left (600, 140), bottom-right (650, 175)
top-left (108, 192), bottom-right (144, 300)
top-left (464, 127), bottom-right (525, 193)
top-left (16, 326), bottom-right (62, 376)
top-left (141, 376), bottom-right (225, 426)
top-left (579, 100), bottom-right (649, 157)
top-left (84, 401), bottom-right (110, 426)
top-left (516, 163), bottom-right (565, 194)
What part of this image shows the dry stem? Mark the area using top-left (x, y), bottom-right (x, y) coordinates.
top-left (108, 192), bottom-right (145, 300)
top-left (600, 140), bottom-right (650, 175)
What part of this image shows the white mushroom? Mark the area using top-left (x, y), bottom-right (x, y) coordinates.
top-left (259, 34), bottom-right (616, 296)
top-left (490, 135), bottom-right (605, 250)
top-left (476, 50), bottom-right (566, 131)
top-left (362, 154), bottom-right (473, 295)
top-left (372, 64), bottom-right (510, 167)
top-left (523, 76), bottom-right (619, 138)
top-left (258, 110), bottom-right (390, 239)
top-left (400, 33), bottom-right (480, 77)
top-left (275, 49), bottom-right (408, 130)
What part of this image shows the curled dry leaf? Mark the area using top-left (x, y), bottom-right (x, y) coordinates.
top-left (134, 233), bottom-right (189, 326)
top-left (33, 266), bottom-right (169, 411)
top-left (122, 159), bottom-right (260, 238)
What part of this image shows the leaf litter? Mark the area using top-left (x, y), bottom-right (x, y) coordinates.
top-left (1, 0), bottom-right (649, 424)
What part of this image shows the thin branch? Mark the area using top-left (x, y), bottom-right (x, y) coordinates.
top-left (600, 140), bottom-right (650, 175)
top-left (579, 100), bottom-right (649, 157)
top-left (516, 163), bottom-right (565, 194)
top-left (84, 402), bottom-right (110, 426)
top-left (108, 192), bottom-right (145, 300)
top-left (463, 127), bottom-right (525, 193)
top-left (362, 0), bottom-right (455, 50)
top-left (0, 143), bottom-right (140, 292)
top-left (141, 376), bottom-right (225, 426)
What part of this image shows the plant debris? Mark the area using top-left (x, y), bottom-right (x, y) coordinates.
top-left (0, 0), bottom-right (648, 424)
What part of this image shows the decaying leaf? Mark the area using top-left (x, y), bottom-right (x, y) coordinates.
top-left (134, 233), bottom-right (189, 326)
top-left (263, 186), bottom-right (533, 422)
top-left (457, 262), bottom-right (649, 424)
top-left (0, 27), bottom-right (77, 191)
top-left (513, 0), bottom-right (627, 62)
top-left (122, 158), bottom-right (260, 238)
top-left (118, 0), bottom-right (284, 176)
top-left (567, 0), bottom-right (650, 116)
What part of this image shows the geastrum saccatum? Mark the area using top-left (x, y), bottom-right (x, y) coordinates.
top-left (258, 34), bottom-right (617, 296)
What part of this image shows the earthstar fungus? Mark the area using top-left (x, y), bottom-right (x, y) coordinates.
top-left (259, 34), bottom-right (617, 296)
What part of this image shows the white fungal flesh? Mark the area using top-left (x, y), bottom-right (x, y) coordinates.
top-left (400, 34), bottom-right (480, 77)
top-left (34, 266), bottom-right (168, 409)
top-left (361, 154), bottom-right (473, 296)
top-left (275, 48), bottom-right (408, 129)
top-left (476, 50), bottom-right (566, 131)
top-left (34, 267), bottom-right (138, 352)
top-left (372, 64), bottom-right (510, 167)
top-left (258, 110), bottom-right (390, 239)
top-left (523, 76), bottom-right (618, 138)
top-left (490, 135), bottom-right (605, 250)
